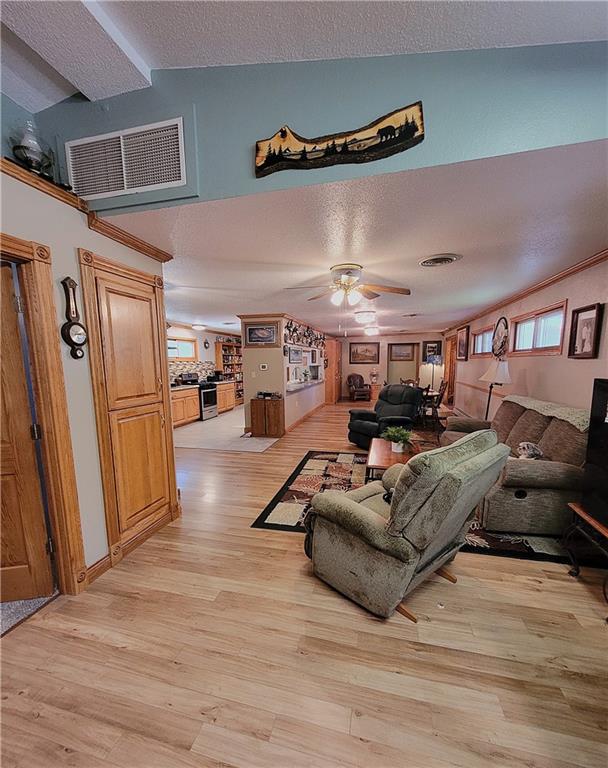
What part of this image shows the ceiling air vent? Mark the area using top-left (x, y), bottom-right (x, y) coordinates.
top-left (419, 253), bottom-right (462, 267)
top-left (66, 118), bottom-right (186, 200)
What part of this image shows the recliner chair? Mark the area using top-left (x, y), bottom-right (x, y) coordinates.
top-left (348, 384), bottom-right (422, 450)
top-left (304, 430), bottom-right (510, 619)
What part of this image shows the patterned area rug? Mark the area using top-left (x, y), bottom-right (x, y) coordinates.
top-left (251, 446), bottom-right (571, 564)
top-left (251, 450), bottom-right (368, 531)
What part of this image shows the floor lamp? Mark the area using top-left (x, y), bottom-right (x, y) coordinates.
top-left (479, 359), bottom-right (511, 419)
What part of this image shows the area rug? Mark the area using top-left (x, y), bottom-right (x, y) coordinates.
top-left (251, 447), bottom-right (571, 564)
top-left (251, 432), bottom-right (438, 532)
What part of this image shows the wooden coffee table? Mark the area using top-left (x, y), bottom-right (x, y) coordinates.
top-left (365, 437), bottom-right (421, 481)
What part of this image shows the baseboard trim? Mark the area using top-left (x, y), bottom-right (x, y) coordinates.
top-left (286, 402), bottom-right (325, 432)
top-left (86, 554), bottom-right (112, 584)
top-left (85, 509), bottom-right (172, 585)
top-left (121, 510), bottom-right (173, 558)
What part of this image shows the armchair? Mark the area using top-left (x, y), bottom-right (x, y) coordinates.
top-left (348, 384), bottom-right (422, 450)
top-left (305, 430), bottom-right (510, 619)
top-left (347, 373), bottom-right (371, 402)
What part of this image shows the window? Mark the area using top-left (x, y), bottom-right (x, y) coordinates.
top-left (512, 304), bottom-right (565, 353)
top-left (167, 337), bottom-right (197, 360)
top-left (472, 328), bottom-right (493, 355)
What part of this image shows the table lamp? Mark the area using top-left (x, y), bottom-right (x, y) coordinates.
top-left (480, 359), bottom-right (511, 419)
top-left (426, 354), bottom-right (443, 390)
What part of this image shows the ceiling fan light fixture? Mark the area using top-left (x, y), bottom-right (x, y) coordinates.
top-left (330, 288), bottom-right (346, 306)
top-left (354, 310), bottom-right (376, 325)
top-left (347, 288), bottom-right (362, 306)
top-left (192, 324), bottom-right (205, 330)
top-left (364, 326), bottom-right (379, 336)
top-left (419, 253), bottom-right (462, 268)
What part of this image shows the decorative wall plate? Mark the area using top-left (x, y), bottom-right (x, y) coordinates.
top-left (492, 316), bottom-right (509, 358)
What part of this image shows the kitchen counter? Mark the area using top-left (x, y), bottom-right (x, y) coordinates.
top-left (286, 380), bottom-right (324, 393)
top-left (170, 384), bottom-right (199, 391)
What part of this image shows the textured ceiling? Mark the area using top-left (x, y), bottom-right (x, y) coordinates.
top-left (108, 140), bottom-right (608, 335)
top-left (2, 1), bottom-right (607, 112)
top-left (100, 1), bottom-right (608, 69)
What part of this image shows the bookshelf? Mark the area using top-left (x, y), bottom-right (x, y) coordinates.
top-left (215, 339), bottom-right (243, 405)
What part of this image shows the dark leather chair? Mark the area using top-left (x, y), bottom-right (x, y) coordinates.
top-left (347, 373), bottom-right (371, 402)
top-left (348, 385), bottom-right (423, 450)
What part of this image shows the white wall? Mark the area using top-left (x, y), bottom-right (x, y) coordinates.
top-left (2, 175), bottom-right (163, 566)
top-left (340, 333), bottom-right (445, 397)
top-left (454, 259), bottom-right (608, 419)
top-left (166, 324), bottom-right (233, 365)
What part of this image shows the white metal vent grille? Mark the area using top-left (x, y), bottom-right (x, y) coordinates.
top-left (66, 118), bottom-right (186, 200)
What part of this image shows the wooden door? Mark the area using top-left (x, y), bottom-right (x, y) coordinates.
top-left (325, 339), bottom-right (342, 404)
top-left (81, 250), bottom-right (178, 563)
top-left (1, 265), bottom-right (53, 600)
top-left (109, 403), bottom-right (170, 535)
top-left (96, 273), bottom-right (163, 410)
top-left (444, 336), bottom-right (457, 405)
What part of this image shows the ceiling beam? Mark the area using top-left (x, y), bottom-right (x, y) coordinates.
top-left (2, 1), bottom-right (151, 102)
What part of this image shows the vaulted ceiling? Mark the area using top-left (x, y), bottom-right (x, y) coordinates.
top-left (2, 1), bottom-right (607, 112)
top-left (109, 140), bottom-right (608, 335)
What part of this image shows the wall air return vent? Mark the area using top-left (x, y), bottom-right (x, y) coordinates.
top-left (66, 118), bottom-right (186, 200)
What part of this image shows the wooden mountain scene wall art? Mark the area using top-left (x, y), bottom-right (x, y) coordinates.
top-left (255, 101), bottom-right (424, 178)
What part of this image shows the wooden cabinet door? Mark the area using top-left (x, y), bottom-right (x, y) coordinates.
top-left (1, 266), bottom-right (53, 600)
top-left (109, 403), bottom-right (170, 535)
top-left (171, 397), bottom-right (185, 425)
top-left (96, 274), bottom-right (163, 410)
top-left (217, 388), bottom-right (227, 413)
top-left (183, 393), bottom-right (200, 421)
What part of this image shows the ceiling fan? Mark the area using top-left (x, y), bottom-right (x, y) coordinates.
top-left (285, 263), bottom-right (411, 306)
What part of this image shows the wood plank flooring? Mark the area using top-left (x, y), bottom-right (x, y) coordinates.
top-left (2, 403), bottom-right (607, 767)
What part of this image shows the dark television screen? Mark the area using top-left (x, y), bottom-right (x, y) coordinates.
top-left (583, 378), bottom-right (608, 523)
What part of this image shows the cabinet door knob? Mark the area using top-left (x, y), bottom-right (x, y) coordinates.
top-left (157, 376), bottom-right (163, 392)
top-left (160, 414), bottom-right (166, 428)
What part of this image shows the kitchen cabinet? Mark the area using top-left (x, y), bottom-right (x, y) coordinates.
top-left (170, 386), bottom-right (200, 427)
top-left (217, 381), bottom-right (236, 413)
top-left (250, 398), bottom-right (285, 438)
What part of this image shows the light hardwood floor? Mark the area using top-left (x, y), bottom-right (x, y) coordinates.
top-left (2, 404), bottom-right (607, 768)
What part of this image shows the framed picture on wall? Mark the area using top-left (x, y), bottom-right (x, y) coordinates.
top-left (422, 340), bottom-right (442, 361)
top-left (389, 343), bottom-right (415, 362)
top-left (568, 303), bottom-right (604, 359)
top-left (288, 347), bottom-right (303, 364)
top-left (244, 321), bottom-right (280, 347)
top-left (349, 342), bottom-right (380, 364)
top-left (456, 326), bottom-right (469, 361)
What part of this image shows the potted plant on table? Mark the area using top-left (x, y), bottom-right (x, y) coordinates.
top-left (381, 426), bottom-right (412, 453)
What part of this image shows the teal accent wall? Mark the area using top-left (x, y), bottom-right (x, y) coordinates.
top-left (1, 93), bottom-right (34, 157)
top-left (27, 42), bottom-right (608, 213)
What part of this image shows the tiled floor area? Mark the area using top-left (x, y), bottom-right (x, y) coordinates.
top-left (172, 405), bottom-right (278, 452)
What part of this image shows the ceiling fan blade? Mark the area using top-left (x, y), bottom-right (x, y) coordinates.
top-left (284, 284), bottom-right (330, 290)
top-left (307, 289), bottom-right (333, 301)
top-left (361, 283), bottom-right (411, 296)
top-left (359, 287), bottom-right (380, 300)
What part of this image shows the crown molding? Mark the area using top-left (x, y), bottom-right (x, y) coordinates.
top-left (87, 212), bottom-right (172, 263)
top-left (1, 157), bottom-right (88, 212)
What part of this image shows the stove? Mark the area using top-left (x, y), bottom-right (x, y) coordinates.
top-left (199, 382), bottom-right (218, 420)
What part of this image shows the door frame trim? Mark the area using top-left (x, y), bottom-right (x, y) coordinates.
top-left (0, 232), bottom-right (88, 594)
top-left (78, 248), bottom-right (179, 567)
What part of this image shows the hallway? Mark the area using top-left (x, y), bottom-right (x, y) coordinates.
top-left (1, 404), bottom-right (606, 768)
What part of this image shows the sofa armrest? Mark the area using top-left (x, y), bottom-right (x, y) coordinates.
top-left (349, 409), bottom-right (377, 421)
top-left (382, 463), bottom-right (406, 491)
top-left (311, 491), bottom-right (413, 563)
top-left (378, 416), bottom-right (415, 431)
top-left (445, 416), bottom-right (491, 433)
top-left (499, 458), bottom-right (587, 490)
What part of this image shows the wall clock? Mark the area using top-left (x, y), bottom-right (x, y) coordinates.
top-left (60, 277), bottom-right (88, 359)
top-left (492, 316), bottom-right (509, 358)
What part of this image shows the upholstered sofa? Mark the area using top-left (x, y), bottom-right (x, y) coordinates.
top-left (348, 384), bottom-right (422, 450)
top-left (440, 396), bottom-right (589, 535)
top-left (305, 430), bottom-right (510, 618)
